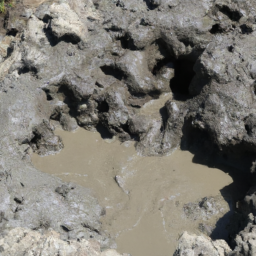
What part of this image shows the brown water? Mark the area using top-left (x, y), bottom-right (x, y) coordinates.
top-left (31, 93), bottom-right (239, 256)
top-left (32, 126), bottom-right (235, 256)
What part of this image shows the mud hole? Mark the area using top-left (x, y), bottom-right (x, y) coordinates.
top-left (32, 82), bottom-right (244, 256)
top-left (31, 127), bottom-right (245, 255)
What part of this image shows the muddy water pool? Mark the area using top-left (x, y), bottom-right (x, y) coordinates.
top-left (32, 126), bottom-right (237, 256)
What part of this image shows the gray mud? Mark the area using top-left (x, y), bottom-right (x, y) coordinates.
top-left (1, 0), bottom-right (256, 254)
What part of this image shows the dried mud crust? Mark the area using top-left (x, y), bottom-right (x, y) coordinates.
top-left (0, 227), bottom-right (129, 256)
top-left (0, 0), bottom-right (256, 255)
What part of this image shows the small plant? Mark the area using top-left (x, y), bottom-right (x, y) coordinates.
top-left (0, 0), bottom-right (5, 13)
top-left (0, 0), bottom-right (14, 13)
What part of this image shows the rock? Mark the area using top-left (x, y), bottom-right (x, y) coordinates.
top-left (182, 196), bottom-right (230, 239)
top-left (47, 3), bottom-right (88, 43)
top-left (26, 15), bottom-right (46, 45)
top-left (76, 99), bottom-right (99, 130)
top-left (101, 83), bottom-right (130, 136)
top-left (174, 231), bottom-right (231, 256)
top-left (0, 227), bottom-right (124, 256)
top-left (60, 113), bottom-right (78, 132)
top-left (230, 218), bottom-right (256, 256)
top-left (5, 4), bottom-right (28, 35)
top-left (30, 120), bottom-right (64, 156)
top-left (116, 50), bottom-right (156, 94)
top-left (155, 62), bottom-right (175, 92)
top-left (55, 184), bottom-right (75, 197)
top-left (126, 19), bottom-right (156, 50)
top-left (130, 113), bottom-right (163, 155)
top-left (183, 196), bottom-right (229, 221)
top-left (0, 36), bottom-right (14, 61)
top-left (161, 100), bottom-right (185, 154)
top-left (114, 176), bottom-right (129, 195)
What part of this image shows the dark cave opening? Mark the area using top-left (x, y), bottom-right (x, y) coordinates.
top-left (42, 14), bottom-right (52, 24)
top-left (43, 88), bottom-right (54, 101)
top-left (149, 38), bottom-right (196, 100)
top-left (240, 24), bottom-right (253, 34)
top-left (170, 59), bottom-right (196, 97)
top-left (61, 225), bottom-right (70, 232)
top-left (118, 34), bottom-right (137, 50)
top-left (252, 81), bottom-right (256, 96)
top-left (28, 128), bottom-right (44, 152)
top-left (130, 92), bottom-right (147, 99)
top-left (217, 5), bottom-right (242, 22)
top-left (143, 0), bottom-right (160, 10)
top-left (58, 85), bottom-right (77, 104)
top-left (100, 65), bottom-right (127, 81)
top-left (6, 46), bottom-right (14, 58)
top-left (104, 27), bottom-right (138, 51)
top-left (245, 124), bottom-right (251, 136)
top-left (148, 90), bottom-right (162, 99)
top-left (18, 66), bottom-right (38, 77)
top-left (159, 106), bottom-right (168, 132)
top-left (6, 28), bottom-right (18, 37)
top-left (30, 133), bottom-right (41, 149)
top-left (96, 100), bottom-right (109, 113)
top-left (228, 45), bottom-right (235, 53)
top-left (120, 122), bottom-right (130, 135)
top-left (210, 24), bottom-right (225, 34)
top-left (60, 34), bottom-right (81, 45)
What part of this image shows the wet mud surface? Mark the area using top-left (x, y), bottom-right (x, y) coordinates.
top-left (1, 0), bottom-right (256, 254)
top-left (32, 127), bottom-right (243, 255)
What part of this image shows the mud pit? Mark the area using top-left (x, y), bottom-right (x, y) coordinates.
top-left (32, 124), bottom-right (241, 255)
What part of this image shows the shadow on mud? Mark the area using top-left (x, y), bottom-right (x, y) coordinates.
top-left (96, 124), bottom-right (113, 139)
top-left (181, 141), bottom-right (251, 246)
top-left (209, 166), bottom-right (249, 246)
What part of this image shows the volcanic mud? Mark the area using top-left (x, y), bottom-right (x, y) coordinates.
top-left (1, 0), bottom-right (256, 255)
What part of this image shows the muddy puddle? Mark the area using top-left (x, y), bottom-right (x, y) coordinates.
top-left (32, 94), bottom-right (241, 256)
